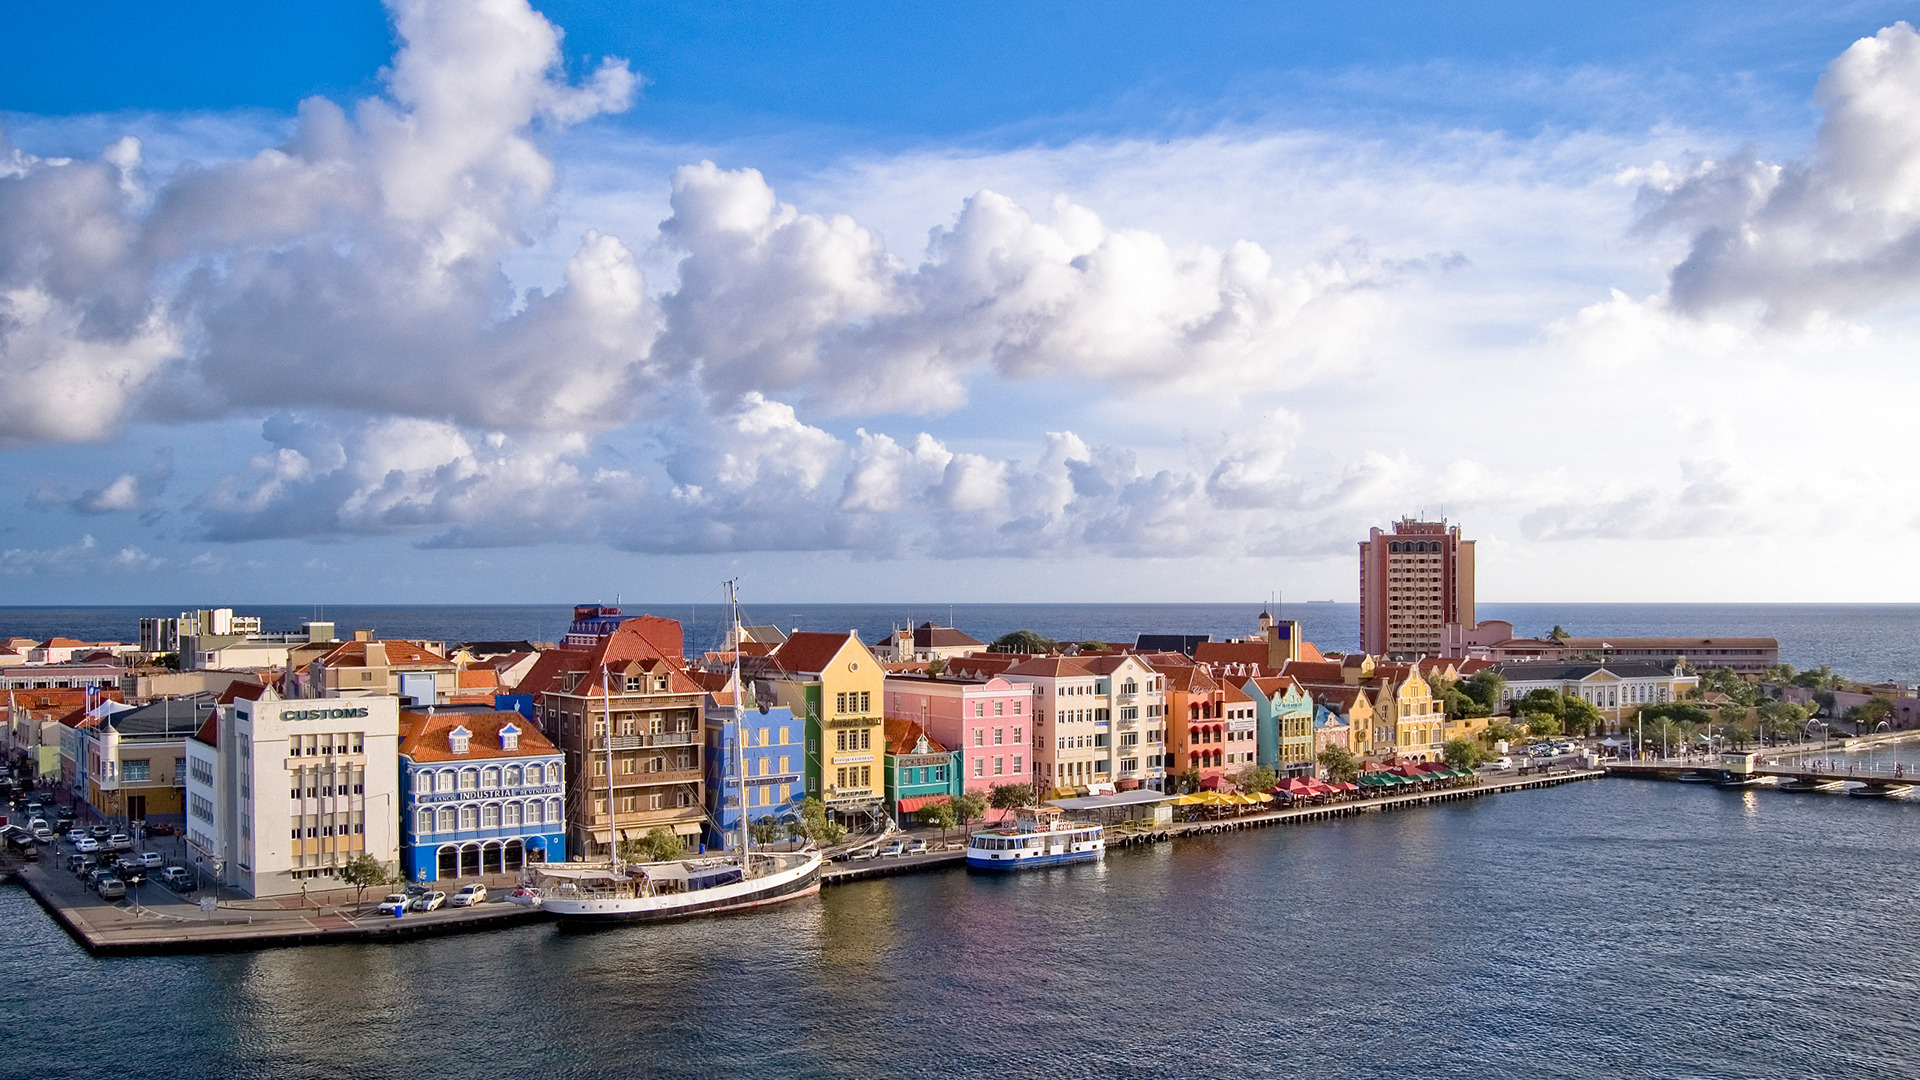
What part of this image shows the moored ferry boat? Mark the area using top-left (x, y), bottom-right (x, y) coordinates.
top-left (966, 805), bottom-right (1102, 871)
top-left (530, 849), bottom-right (822, 923)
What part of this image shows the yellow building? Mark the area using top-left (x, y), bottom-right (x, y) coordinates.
top-left (766, 631), bottom-right (887, 823)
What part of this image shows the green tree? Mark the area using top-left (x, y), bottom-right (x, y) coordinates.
top-left (1525, 713), bottom-right (1563, 738)
top-left (749, 817), bottom-right (782, 848)
top-left (619, 827), bottom-right (689, 864)
top-left (1233, 764), bottom-right (1279, 795)
top-left (1560, 696), bottom-right (1604, 737)
top-left (1175, 766), bottom-right (1203, 794)
top-left (1516, 688), bottom-right (1566, 718)
top-left (1076, 640), bottom-right (1110, 653)
top-left (1756, 699), bottom-right (1811, 743)
top-left (1844, 697), bottom-right (1894, 731)
top-left (1482, 720), bottom-right (1521, 746)
top-left (989, 630), bottom-right (1058, 654)
top-left (1761, 663), bottom-right (1798, 686)
top-left (1433, 683), bottom-right (1486, 719)
top-left (920, 799), bottom-right (959, 840)
top-left (926, 657), bottom-right (948, 676)
top-left (1442, 737), bottom-right (1486, 770)
top-left (952, 790), bottom-right (989, 826)
top-left (1547, 625), bottom-right (1572, 641)
top-left (1791, 665), bottom-right (1841, 691)
top-left (1317, 745), bottom-right (1361, 784)
top-left (1696, 666), bottom-right (1760, 707)
top-left (1461, 671), bottom-right (1507, 712)
top-left (798, 798), bottom-right (848, 846)
top-left (1639, 702), bottom-right (1712, 727)
top-left (339, 853), bottom-right (393, 909)
top-left (987, 781), bottom-right (1039, 810)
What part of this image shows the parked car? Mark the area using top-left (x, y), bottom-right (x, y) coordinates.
top-left (146, 821), bottom-right (176, 837)
top-left (95, 877), bottom-right (126, 902)
top-left (55, 809), bottom-right (74, 828)
top-left (158, 867), bottom-right (195, 893)
top-left (31, 825), bottom-right (54, 844)
top-left (1486, 756), bottom-right (1515, 770)
top-left (448, 883), bottom-right (487, 908)
top-left (906, 839), bottom-right (928, 855)
top-left (107, 833), bottom-right (132, 852)
top-left (87, 868), bottom-right (118, 890)
top-left (136, 851), bottom-right (164, 868)
top-left (66, 853), bottom-right (89, 874)
top-left (881, 840), bottom-right (906, 857)
top-left (89, 825), bottom-right (109, 840)
top-left (849, 847), bottom-right (876, 862)
top-left (119, 866), bottom-right (147, 887)
top-left (74, 836), bottom-right (99, 854)
top-left (409, 891), bottom-right (447, 912)
top-left (377, 893), bottom-right (411, 916)
top-left (65, 828), bottom-right (88, 845)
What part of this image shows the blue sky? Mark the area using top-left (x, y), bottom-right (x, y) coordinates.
top-left (4, 1), bottom-right (1920, 606)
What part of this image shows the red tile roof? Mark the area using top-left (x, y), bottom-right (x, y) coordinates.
top-left (315, 639), bottom-right (452, 668)
top-left (516, 616), bottom-right (704, 698)
top-left (884, 717), bottom-right (949, 756)
top-left (769, 631), bottom-right (868, 677)
top-left (192, 714), bottom-right (219, 747)
top-left (398, 709), bottom-right (559, 763)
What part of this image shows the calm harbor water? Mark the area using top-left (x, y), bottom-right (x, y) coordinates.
top-left (5, 775), bottom-right (1920, 1079)
top-left (3, 602), bottom-right (1917, 682)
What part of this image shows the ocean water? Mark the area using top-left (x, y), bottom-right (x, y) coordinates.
top-left (2, 602), bottom-right (1916, 683)
top-left (4, 777), bottom-right (1918, 1079)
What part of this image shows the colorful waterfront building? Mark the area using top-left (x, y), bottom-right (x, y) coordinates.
top-left (704, 698), bottom-right (805, 851)
top-left (759, 631), bottom-right (887, 826)
top-left (1312, 703), bottom-right (1351, 765)
top-left (882, 718), bottom-right (962, 820)
top-left (1244, 675), bottom-right (1316, 776)
top-left (398, 707), bottom-right (566, 883)
top-left (884, 673), bottom-right (1033, 794)
top-left (519, 616), bottom-right (709, 856)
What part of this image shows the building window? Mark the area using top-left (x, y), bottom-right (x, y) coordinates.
top-left (650, 792), bottom-right (664, 810)
top-left (438, 807), bottom-right (457, 832)
top-left (994, 728), bottom-right (1004, 745)
top-left (1013, 755), bottom-right (1023, 775)
top-left (482, 766), bottom-right (501, 789)
top-left (460, 806), bottom-right (478, 830)
top-left (974, 702), bottom-right (984, 718)
top-left (994, 756), bottom-right (1004, 776)
top-left (973, 758), bottom-right (983, 777)
top-left (122, 760), bottom-right (150, 782)
top-left (994, 701), bottom-right (1005, 716)
top-left (482, 804), bottom-right (501, 828)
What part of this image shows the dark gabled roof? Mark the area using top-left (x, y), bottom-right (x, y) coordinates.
top-left (913, 623), bottom-right (984, 649)
top-left (454, 640), bottom-right (538, 656)
top-left (1135, 634), bottom-right (1210, 655)
top-left (106, 696), bottom-right (217, 737)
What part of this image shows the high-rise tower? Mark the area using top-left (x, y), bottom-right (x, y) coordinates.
top-left (1359, 518), bottom-right (1474, 660)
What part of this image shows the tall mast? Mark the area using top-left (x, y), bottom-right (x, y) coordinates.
top-left (728, 578), bottom-right (751, 864)
top-left (603, 665), bottom-right (619, 872)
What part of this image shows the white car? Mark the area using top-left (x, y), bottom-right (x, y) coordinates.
top-left (410, 891), bottom-right (447, 912)
top-left (376, 893), bottom-right (411, 916)
top-left (107, 833), bottom-right (132, 851)
top-left (65, 828), bottom-right (88, 845)
top-left (906, 839), bottom-right (928, 855)
top-left (448, 883), bottom-right (487, 907)
top-left (881, 840), bottom-right (906, 857)
top-left (74, 836), bottom-right (100, 853)
top-left (849, 847), bottom-right (876, 862)
top-left (1486, 756), bottom-right (1514, 770)
top-left (136, 851), bottom-right (164, 868)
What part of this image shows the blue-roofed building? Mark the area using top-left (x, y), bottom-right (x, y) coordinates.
top-left (704, 698), bottom-right (805, 851)
top-left (399, 707), bottom-right (566, 884)
top-left (1243, 675), bottom-right (1317, 776)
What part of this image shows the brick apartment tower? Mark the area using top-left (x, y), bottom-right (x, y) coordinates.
top-left (1359, 518), bottom-right (1475, 660)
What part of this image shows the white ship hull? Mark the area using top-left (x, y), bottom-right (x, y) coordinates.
top-left (533, 851), bottom-right (822, 924)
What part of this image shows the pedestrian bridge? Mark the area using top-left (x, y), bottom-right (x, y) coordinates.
top-left (1605, 757), bottom-right (1915, 795)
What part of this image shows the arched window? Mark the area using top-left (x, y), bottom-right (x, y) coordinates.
top-left (527, 763), bottom-right (545, 786)
top-left (1122, 679), bottom-right (1137, 695)
top-left (548, 797), bottom-right (562, 823)
top-left (459, 768), bottom-right (478, 791)
top-left (526, 800), bottom-right (542, 825)
top-left (482, 804), bottom-right (501, 828)
top-left (439, 769), bottom-right (456, 793)
top-left (417, 771), bottom-right (436, 795)
top-left (416, 809), bottom-right (434, 834)
top-left (459, 805), bottom-right (479, 830)
top-left (505, 801), bottom-right (523, 826)
top-left (437, 807), bottom-right (457, 832)
top-left (505, 765), bottom-right (523, 787)
top-left (481, 766), bottom-right (501, 790)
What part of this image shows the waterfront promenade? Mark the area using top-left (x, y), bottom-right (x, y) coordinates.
top-left (5, 768), bottom-right (1600, 954)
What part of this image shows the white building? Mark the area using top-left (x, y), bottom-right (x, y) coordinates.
top-left (191, 686), bottom-right (401, 897)
top-left (1492, 662), bottom-right (1699, 725)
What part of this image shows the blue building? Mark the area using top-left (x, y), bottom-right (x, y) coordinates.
top-left (399, 707), bottom-right (566, 883)
top-left (703, 699), bottom-right (806, 851)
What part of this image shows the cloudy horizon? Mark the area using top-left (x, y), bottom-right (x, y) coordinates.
top-left (3, 1), bottom-right (1918, 606)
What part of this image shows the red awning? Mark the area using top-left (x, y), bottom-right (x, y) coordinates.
top-left (897, 794), bottom-right (952, 814)
top-left (1200, 774), bottom-right (1233, 790)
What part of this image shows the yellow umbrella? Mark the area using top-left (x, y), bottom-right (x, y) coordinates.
top-left (1171, 794), bottom-right (1206, 805)
top-left (1247, 791), bottom-right (1274, 803)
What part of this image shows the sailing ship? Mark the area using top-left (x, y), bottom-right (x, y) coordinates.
top-left (529, 580), bottom-right (823, 923)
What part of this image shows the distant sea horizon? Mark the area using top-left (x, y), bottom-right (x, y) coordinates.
top-left (3, 601), bottom-right (1916, 685)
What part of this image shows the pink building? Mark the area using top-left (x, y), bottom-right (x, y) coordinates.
top-left (884, 674), bottom-right (1033, 792)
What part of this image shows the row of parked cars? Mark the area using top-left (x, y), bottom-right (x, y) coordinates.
top-left (844, 837), bottom-right (931, 862)
top-left (374, 882), bottom-right (488, 915)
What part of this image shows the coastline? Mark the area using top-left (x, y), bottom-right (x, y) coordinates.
top-left (6, 769), bottom-right (1602, 956)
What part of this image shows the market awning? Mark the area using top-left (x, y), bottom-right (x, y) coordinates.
top-left (897, 794), bottom-right (951, 814)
